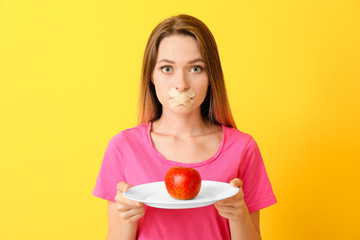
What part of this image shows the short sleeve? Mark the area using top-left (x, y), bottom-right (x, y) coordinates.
top-left (239, 137), bottom-right (277, 213)
top-left (92, 134), bottom-right (126, 202)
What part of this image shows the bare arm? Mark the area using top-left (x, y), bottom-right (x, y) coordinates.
top-left (106, 182), bottom-right (145, 240)
top-left (229, 211), bottom-right (261, 240)
top-left (214, 178), bottom-right (261, 240)
top-left (107, 201), bottom-right (137, 240)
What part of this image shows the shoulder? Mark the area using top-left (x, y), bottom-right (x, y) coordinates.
top-left (223, 125), bottom-right (255, 146)
top-left (108, 123), bottom-right (150, 146)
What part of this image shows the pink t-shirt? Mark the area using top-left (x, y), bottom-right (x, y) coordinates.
top-left (93, 122), bottom-right (276, 239)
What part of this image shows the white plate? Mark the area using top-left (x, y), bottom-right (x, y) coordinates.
top-left (122, 180), bottom-right (239, 209)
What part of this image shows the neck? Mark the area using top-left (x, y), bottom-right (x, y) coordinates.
top-left (152, 109), bottom-right (209, 138)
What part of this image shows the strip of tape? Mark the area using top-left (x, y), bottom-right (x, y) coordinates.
top-left (168, 88), bottom-right (195, 108)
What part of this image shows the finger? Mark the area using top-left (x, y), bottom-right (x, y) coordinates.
top-left (116, 200), bottom-right (144, 214)
top-left (119, 206), bottom-right (145, 222)
top-left (125, 210), bottom-right (145, 223)
top-left (216, 191), bottom-right (243, 206)
top-left (215, 199), bottom-right (240, 209)
top-left (214, 203), bottom-right (236, 213)
top-left (217, 211), bottom-right (238, 221)
top-left (116, 201), bottom-right (142, 212)
top-left (117, 182), bottom-right (131, 193)
top-left (230, 178), bottom-right (243, 188)
top-left (116, 192), bottom-right (143, 207)
top-left (215, 202), bottom-right (241, 218)
top-left (215, 204), bottom-right (234, 217)
top-left (116, 202), bottom-right (130, 212)
top-left (119, 205), bottom-right (144, 217)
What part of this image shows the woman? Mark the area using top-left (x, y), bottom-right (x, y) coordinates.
top-left (93, 14), bottom-right (276, 240)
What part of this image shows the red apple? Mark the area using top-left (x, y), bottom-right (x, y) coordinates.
top-left (165, 167), bottom-right (202, 200)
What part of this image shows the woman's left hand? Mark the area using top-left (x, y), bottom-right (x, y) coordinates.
top-left (214, 178), bottom-right (249, 222)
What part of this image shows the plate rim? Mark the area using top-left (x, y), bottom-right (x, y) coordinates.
top-left (122, 180), bottom-right (239, 207)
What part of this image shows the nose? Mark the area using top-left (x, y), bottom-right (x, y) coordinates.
top-left (174, 70), bottom-right (190, 93)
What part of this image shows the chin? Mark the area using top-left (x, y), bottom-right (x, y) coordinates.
top-left (170, 106), bottom-right (193, 113)
top-left (167, 104), bottom-right (201, 115)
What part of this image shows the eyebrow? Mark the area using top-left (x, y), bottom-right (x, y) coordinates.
top-left (156, 58), bottom-right (205, 65)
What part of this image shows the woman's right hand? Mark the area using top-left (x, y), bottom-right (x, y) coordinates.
top-left (115, 182), bottom-right (145, 223)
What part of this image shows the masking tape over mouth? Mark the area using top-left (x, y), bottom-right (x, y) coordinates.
top-left (168, 88), bottom-right (195, 108)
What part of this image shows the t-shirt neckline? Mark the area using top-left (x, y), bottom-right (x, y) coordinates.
top-left (145, 121), bottom-right (226, 168)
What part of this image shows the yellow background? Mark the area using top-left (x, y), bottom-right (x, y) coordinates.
top-left (0, 0), bottom-right (359, 239)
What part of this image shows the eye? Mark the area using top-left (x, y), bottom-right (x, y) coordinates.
top-left (160, 66), bottom-right (173, 73)
top-left (190, 65), bottom-right (203, 73)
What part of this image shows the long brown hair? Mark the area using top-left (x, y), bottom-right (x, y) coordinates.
top-left (137, 14), bottom-right (237, 129)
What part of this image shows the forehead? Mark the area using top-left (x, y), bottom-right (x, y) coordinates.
top-left (156, 35), bottom-right (202, 61)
